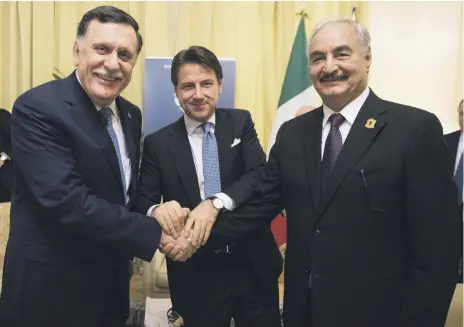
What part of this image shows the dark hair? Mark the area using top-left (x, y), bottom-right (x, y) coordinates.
top-left (77, 6), bottom-right (143, 54)
top-left (171, 46), bottom-right (223, 86)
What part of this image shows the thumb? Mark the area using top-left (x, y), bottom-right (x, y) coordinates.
top-left (182, 207), bottom-right (191, 216)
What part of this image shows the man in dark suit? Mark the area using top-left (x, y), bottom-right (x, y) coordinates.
top-left (228, 18), bottom-right (460, 327)
top-left (0, 109), bottom-right (13, 202)
top-left (444, 100), bottom-right (463, 206)
top-left (135, 46), bottom-right (282, 327)
top-left (444, 99), bottom-right (463, 282)
top-left (0, 6), bottom-right (165, 327)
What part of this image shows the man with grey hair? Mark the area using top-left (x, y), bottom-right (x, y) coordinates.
top-left (0, 6), bottom-right (175, 327)
top-left (228, 17), bottom-right (460, 327)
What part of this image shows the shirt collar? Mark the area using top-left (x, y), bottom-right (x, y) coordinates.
top-left (322, 87), bottom-right (370, 127)
top-left (75, 71), bottom-right (117, 116)
top-left (184, 113), bottom-right (216, 136)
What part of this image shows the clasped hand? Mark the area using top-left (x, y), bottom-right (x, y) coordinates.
top-left (153, 200), bottom-right (219, 261)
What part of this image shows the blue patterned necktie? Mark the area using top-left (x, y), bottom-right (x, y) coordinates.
top-left (321, 113), bottom-right (345, 193)
top-left (100, 107), bottom-right (126, 195)
top-left (202, 122), bottom-right (222, 198)
top-left (454, 153), bottom-right (463, 204)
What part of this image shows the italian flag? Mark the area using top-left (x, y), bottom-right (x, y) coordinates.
top-left (268, 17), bottom-right (317, 247)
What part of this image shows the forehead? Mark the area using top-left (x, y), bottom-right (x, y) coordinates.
top-left (310, 22), bottom-right (360, 52)
top-left (177, 63), bottom-right (217, 82)
top-left (83, 20), bottom-right (138, 52)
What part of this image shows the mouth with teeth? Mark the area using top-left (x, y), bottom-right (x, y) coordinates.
top-left (319, 74), bottom-right (348, 83)
top-left (94, 72), bottom-right (122, 83)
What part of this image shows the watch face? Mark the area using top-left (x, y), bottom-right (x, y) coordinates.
top-left (213, 198), bottom-right (224, 209)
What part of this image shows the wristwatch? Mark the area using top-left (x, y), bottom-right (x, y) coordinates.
top-left (207, 196), bottom-right (226, 212)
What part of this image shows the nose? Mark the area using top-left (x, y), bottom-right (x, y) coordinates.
top-left (104, 52), bottom-right (119, 71)
top-left (322, 55), bottom-right (338, 75)
top-left (193, 84), bottom-right (203, 100)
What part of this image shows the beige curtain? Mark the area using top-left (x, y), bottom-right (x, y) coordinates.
top-left (0, 1), bottom-right (368, 150)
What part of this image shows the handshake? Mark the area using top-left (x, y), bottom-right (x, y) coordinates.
top-left (153, 199), bottom-right (219, 262)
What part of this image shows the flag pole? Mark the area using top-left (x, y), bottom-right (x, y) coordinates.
top-left (352, 5), bottom-right (357, 21)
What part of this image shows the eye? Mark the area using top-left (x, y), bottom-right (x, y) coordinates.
top-left (94, 45), bottom-right (107, 54)
top-left (119, 52), bottom-right (132, 61)
top-left (311, 57), bottom-right (323, 64)
top-left (337, 53), bottom-right (350, 58)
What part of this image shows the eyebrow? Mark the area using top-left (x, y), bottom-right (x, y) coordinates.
top-left (309, 45), bottom-right (353, 58)
top-left (93, 42), bottom-right (135, 57)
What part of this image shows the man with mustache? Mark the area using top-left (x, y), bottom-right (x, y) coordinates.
top-left (0, 6), bottom-right (169, 327)
top-left (219, 18), bottom-right (460, 327)
top-left (135, 45), bottom-right (282, 327)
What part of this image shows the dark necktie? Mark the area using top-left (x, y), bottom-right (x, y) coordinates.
top-left (100, 107), bottom-right (126, 196)
top-left (321, 113), bottom-right (345, 193)
top-left (454, 153), bottom-right (463, 204)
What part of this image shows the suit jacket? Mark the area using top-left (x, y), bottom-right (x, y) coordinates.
top-left (444, 130), bottom-right (461, 173)
top-left (135, 109), bottom-right (282, 314)
top-left (0, 109), bottom-right (13, 202)
top-left (444, 130), bottom-right (463, 279)
top-left (234, 90), bottom-right (460, 327)
top-left (0, 73), bottom-right (161, 327)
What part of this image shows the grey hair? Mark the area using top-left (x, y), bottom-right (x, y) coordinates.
top-left (307, 17), bottom-right (371, 57)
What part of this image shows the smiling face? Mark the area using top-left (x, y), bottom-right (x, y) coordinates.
top-left (73, 20), bottom-right (138, 106)
top-left (309, 22), bottom-right (371, 111)
top-left (174, 63), bottom-right (222, 123)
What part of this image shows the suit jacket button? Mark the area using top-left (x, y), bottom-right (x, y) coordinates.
top-left (314, 229), bottom-right (320, 236)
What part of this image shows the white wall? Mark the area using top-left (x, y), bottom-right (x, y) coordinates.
top-left (368, 1), bottom-right (463, 133)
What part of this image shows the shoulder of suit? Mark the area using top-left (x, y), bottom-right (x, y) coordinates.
top-left (444, 130), bottom-right (461, 138)
top-left (13, 79), bottom-right (64, 115)
top-left (216, 108), bottom-right (250, 117)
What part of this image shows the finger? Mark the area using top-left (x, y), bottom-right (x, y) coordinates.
top-left (181, 208), bottom-right (191, 227)
top-left (197, 220), bottom-right (207, 247)
top-left (191, 220), bottom-right (202, 247)
top-left (161, 244), bottom-right (174, 255)
top-left (157, 216), bottom-right (169, 235)
top-left (164, 207), bottom-right (178, 239)
top-left (202, 223), bottom-right (213, 246)
top-left (184, 217), bottom-right (195, 238)
top-left (173, 249), bottom-right (187, 262)
top-left (168, 245), bottom-right (183, 258)
top-left (172, 205), bottom-right (185, 234)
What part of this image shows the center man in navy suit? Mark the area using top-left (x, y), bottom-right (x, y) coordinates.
top-left (135, 46), bottom-right (282, 327)
top-left (0, 6), bottom-right (168, 327)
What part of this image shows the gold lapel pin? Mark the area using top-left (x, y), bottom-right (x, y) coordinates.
top-left (365, 118), bottom-right (376, 129)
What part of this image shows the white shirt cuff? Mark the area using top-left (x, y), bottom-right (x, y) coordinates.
top-left (147, 204), bottom-right (160, 217)
top-left (215, 192), bottom-right (236, 211)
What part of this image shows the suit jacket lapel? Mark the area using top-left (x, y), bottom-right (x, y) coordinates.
top-left (319, 90), bottom-right (388, 215)
top-left (300, 109), bottom-right (324, 212)
top-left (214, 110), bottom-right (233, 186)
top-left (64, 73), bottom-right (124, 196)
top-left (169, 118), bottom-right (202, 207)
top-left (117, 98), bottom-right (137, 199)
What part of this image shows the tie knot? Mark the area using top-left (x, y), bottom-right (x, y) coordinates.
top-left (202, 122), bottom-right (214, 134)
top-left (100, 107), bottom-right (113, 122)
top-left (329, 114), bottom-right (345, 128)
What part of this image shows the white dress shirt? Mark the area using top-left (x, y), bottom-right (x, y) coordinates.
top-left (454, 132), bottom-right (463, 175)
top-left (321, 87), bottom-right (370, 160)
top-left (76, 72), bottom-right (131, 203)
top-left (147, 113), bottom-right (236, 216)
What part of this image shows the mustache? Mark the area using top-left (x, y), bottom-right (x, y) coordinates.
top-left (319, 72), bottom-right (348, 82)
top-left (93, 70), bottom-right (123, 80)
